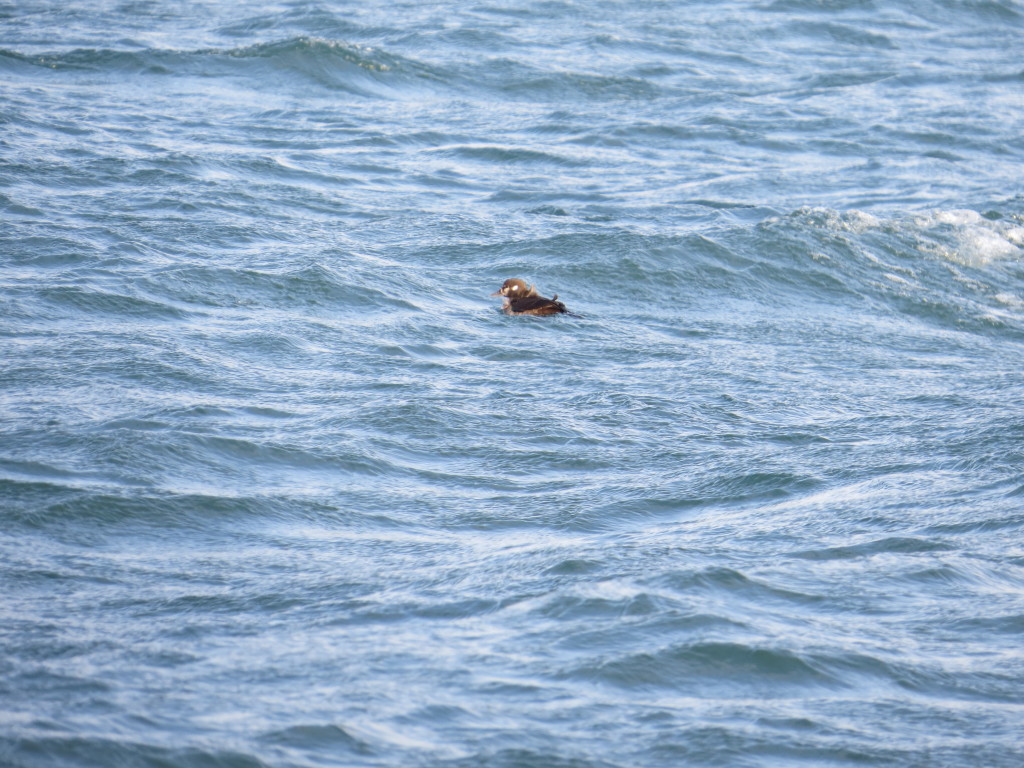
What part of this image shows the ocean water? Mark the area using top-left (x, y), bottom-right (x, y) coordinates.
top-left (2, 1), bottom-right (1024, 766)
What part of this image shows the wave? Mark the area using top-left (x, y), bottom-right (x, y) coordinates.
top-left (260, 723), bottom-right (375, 755)
top-left (750, 206), bottom-right (1024, 334)
top-left (790, 535), bottom-right (955, 561)
top-left (35, 285), bottom-right (188, 321)
top-left (1, 35), bottom-right (660, 104)
top-left (0, 735), bottom-right (264, 768)
top-left (560, 632), bottom-right (1022, 703)
top-left (140, 262), bottom-right (417, 314)
top-left (0, 37), bottom-right (447, 98)
top-left (512, 206), bottom-right (1024, 338)
top-left (1, 35), bottom-right (667, 103)
top-left (484, 60), bottom-right (663, 101)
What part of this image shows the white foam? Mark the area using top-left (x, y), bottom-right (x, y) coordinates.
top-left (959, 227), bottom-right (1020, 265)
top-left (840, 209), bottom-right (881, 233)
top-left (883, 272), bottom-right (913, 286)
top-left (994, 292), bottom-right (1024, 308)
top-left (931, 209), bottom-right (983, 227)
top-left (786, 207), bottom-right (1022, 267)
top-left (1004, 226), bottom-right (1024, 247)
top-left (915, 209), bottom-right (1023, 267)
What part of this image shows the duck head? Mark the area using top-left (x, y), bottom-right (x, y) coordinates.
top-left (491, 278), bottom-right (537, 298)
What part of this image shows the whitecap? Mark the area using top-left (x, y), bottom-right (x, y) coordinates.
top-left (930, 209), bottom-right (984, 227)
top-left (958, 226), bottom-right (1020, 266)
top-left (914, 209), bottom-right (1023, 267)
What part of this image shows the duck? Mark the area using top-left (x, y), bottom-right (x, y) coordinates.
top-left (491, 278), bottom-right (572, 316)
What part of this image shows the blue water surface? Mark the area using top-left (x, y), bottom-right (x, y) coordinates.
top-left (2, 1), bottom-right (1024, 766)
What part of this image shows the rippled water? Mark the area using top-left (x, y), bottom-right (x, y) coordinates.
top-left (3, 1), bottom-right (1024, 766)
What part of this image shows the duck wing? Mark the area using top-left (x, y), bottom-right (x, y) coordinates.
top-left (508, 295), bottom-right (567, 315)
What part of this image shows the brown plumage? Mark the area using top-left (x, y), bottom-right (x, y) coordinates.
top-left (491, 278), bottom-right (571, 316)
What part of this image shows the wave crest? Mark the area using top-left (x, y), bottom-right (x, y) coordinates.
top-left (0, 37), bottom-right (445, 97)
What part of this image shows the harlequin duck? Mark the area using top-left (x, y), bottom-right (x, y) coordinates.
top-left (492, 278), bottom-right (572, 316)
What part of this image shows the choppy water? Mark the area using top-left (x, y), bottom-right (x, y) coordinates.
top-left (3, 1), bottom-right (1024, 766)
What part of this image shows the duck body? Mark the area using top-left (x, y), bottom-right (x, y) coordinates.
top-left (491, 278), bottom-right (570, 316)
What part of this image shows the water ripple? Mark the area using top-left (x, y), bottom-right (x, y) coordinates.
top-left (3, 0), bottom-right (1024, 766)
